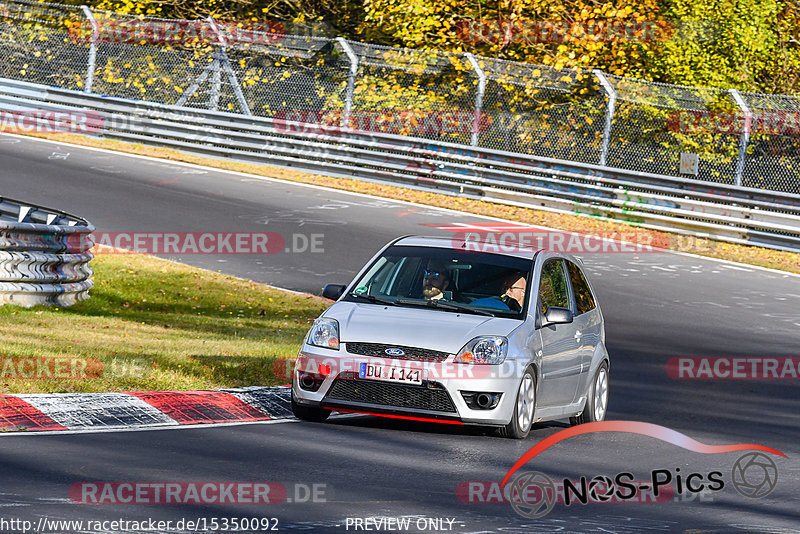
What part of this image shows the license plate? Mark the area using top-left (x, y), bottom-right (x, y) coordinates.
top-left (359, 363), bottom-right (423, 385)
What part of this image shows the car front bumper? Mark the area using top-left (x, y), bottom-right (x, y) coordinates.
top-left (292, 346), bottom-right (526, 426)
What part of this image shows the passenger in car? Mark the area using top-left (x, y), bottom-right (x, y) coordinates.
top-left (503, 274), bottom-right (526, 311)
top-left (469, 272), bottom-right (526, 312)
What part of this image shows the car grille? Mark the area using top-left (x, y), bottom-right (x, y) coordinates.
top-left (345, 342), bottom-right (450, 362)
top-left (325, 377), bottom-right (457, 413)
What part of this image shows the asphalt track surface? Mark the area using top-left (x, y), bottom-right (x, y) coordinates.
top-left (1, 134), bottom-right (799, 534)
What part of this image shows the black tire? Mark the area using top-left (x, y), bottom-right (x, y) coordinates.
top-left (498, 367), bottom-right (536, 439)
top-left (291, 392), bottom-right (330, 423)
top-left (570, 361), bottom-right (609, 426)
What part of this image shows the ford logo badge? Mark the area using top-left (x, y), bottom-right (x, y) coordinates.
top-left (385, 348), bottom-right (405, 356)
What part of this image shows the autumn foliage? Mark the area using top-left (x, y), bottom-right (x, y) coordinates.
top-left (62, 0), bottom-right (800, 95)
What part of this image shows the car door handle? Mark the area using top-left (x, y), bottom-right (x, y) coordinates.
top-left (574, 330), bottom-right (582, 341)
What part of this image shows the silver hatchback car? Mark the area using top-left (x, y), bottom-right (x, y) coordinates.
top-left (291, 235), bottom-right (610, 438)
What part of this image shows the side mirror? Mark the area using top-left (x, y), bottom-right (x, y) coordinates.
top-left (321, 284), bottom-right (346, 300)
top-left (541, 306), bottom-right (573, 327)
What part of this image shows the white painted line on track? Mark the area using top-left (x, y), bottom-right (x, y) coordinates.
top-left (719, 264), bottom-right (755, 272)
top-left (0, 413), bottom-right (363, 437)
top-left (0, 410), bottom-right (368, 437)
top-left (0, 417), bottom-right (298, 437)
top-left (8, 132), bottom-right (800, 280)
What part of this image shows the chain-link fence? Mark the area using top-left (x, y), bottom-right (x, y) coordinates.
top-left (1, 0), bottom-right (798, 194)
top-left (0, 0), bottom-right (89, 89)
top-left (479, 59), bottom-right (607, 164)
top-left (349, 42), bottom-right (477, 146)
top-left (605, 76), bottom-right (742, 185)
top-left (740, 92), bottom-right (800, 192)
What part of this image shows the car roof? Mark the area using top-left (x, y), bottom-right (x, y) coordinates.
top-left (392, 235), bottom-right (542, 260)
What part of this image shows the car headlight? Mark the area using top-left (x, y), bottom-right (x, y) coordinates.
top-left (307, 318), bottom-right (340, 350)
top-left (454, 336), bottom-right (508, 365)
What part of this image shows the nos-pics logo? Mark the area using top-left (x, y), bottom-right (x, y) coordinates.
top-left (501, 422), bottom-right (783, 519)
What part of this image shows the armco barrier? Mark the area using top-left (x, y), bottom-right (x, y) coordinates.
top-left (0, 196), bottom-right (94, 307)
top-left (1, 77), bottom-right (799, 253)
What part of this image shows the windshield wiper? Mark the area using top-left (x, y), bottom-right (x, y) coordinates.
top-left (349, 293), bottom-right (396, 306)
top-left (396, 298), bottom-right (495, 317)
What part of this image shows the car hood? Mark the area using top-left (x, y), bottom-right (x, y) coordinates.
top-left (323, 302), bottom-right (523, 354)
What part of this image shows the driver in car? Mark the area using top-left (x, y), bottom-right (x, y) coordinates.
top-left (422, 261), bottom-right (452, 300)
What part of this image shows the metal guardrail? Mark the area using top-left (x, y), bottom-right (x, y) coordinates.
top-left (5, 0), bottom-right (800, 194)
top-left (0, 194), bottom-right (94, 307)
top-left (1, 77), bottom-right (799, 253)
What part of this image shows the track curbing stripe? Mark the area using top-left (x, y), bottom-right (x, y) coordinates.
top-left (128, 390), bottom-right (271, 424)
top-left (0, 387), bottom-right (293, 433)
top-left (17, 392), bottom-right (178, 430)
top-left (0, 394), bottom-right (67, 432)
top-left (223, 386), bottom-right (294, 419)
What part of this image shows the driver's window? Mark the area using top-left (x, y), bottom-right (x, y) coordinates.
top-left (539, 260), bottom-right (571, 315)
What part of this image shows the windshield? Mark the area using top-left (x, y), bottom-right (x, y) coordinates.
top-left (344, 245), bottom-right (533, 318)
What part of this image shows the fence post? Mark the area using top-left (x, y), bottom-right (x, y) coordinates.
top-left (465, 53), bottom-right (486, 147)
top-left (209, 49), bottom-right (222, 111)
top-left (593, 69), bottom-right (616, 167)
top-left (729, 89), bottom-right (751, 188)
top-left (336, 38), bottom-right (358, 128)
top-left (218, 48), bottom-right (251, 115)
top-left (207, 17), bottom-right (224, 112)
top-left (176, 17), bottom-right (251, 115)
top-left (175, 69), bottom-right (211, 108)
top-left (79, 6), bottom-right (98, 93)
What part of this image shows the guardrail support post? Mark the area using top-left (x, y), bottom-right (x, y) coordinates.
top-left (729, 89), bottom-right (751, 188)
top-left (336, 38), bottom-right (358, 128)
top-left (465, 53), bottom-right (486, 147)
top-left (593, 69), bottom-right (616, 167)
top-left (80, 6), bottom-right (98, 93)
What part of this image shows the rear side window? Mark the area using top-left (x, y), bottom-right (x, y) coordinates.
top-left (538, 259), bottom-right (571, 314)
top-left (566, 261), bottom-right (596, 315)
